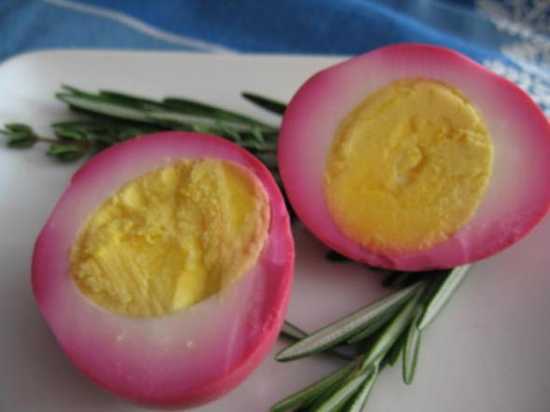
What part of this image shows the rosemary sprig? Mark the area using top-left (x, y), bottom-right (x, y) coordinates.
top-left (57, 86), bottom-right (279, 149)
top-left (0, 124), bottom-right (41, 148)
top-left (2, 87), bottom-right (281, 170)
top-left (273, 266), bottom-right (471, 411)
top-left (61, 86), bottom-right (277, 131)
top-left (0, 123), bottom-right (93, 160)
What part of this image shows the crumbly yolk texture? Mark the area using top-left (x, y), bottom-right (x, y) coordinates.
top-left (325, 79), bottom-right (493, 253)
top-left (70, 159), bottom-right (270, 318)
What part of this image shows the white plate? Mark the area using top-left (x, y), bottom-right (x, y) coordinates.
top-left (0, 51), bottom-right (549, 412)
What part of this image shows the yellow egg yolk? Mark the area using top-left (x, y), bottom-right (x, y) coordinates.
top-left (70, 159), bottom-right (270, 318)
top-left (325, 79), bottom-right (493, 253)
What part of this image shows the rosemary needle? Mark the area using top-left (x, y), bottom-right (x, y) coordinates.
top-left (382, 331), bottom-right (407, 367)
top-left (281, 320), bottom-right (308, 340)
top-left (346, 366), bottom-right (378, 412)
top-left (276, 282), bottom-right (424, 362)
top-left (360, 285), bottom-right (425, 369)
top-left (402, 308), bottom-right (423, 384)
top-left (310, 370), bottom-right (370, 412)
top-left (270, 361), bottom-right (358, 412)
top-left (417, 265), bottom-right (471, 331)
top-left (241, 91), bottom-right (287, 115)
top-left (280, 321), bottom-right (354, 361)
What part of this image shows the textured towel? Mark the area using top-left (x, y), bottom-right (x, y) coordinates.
top-left (0, 0), bottom-right (548, 113)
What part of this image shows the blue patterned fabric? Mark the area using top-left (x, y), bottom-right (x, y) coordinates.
top-left (0, 0), bottom-right (548, 113)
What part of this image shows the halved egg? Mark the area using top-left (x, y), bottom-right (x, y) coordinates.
top-left (279, 43), bottom-right (550, 271)
top-left (32, 131), bottom-right (294, 407)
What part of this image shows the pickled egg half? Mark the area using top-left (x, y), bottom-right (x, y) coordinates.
top-left (279, 44), bottom-right (550, 270)
top-left (32, 132), bottom-right (294, 407)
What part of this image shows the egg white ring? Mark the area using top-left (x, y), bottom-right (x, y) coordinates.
top-left (32, 132), bottom-right (294, 406)
top-left (279, 43), bottom-right (550, 270)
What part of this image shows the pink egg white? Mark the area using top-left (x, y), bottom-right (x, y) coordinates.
top-left (278, 43), bottom-right (550, 271)
top-left (32, 131), bottom-right (294, 408)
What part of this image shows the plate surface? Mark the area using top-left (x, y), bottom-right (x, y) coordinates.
top-left (0, 50), bottom-right (549, 412)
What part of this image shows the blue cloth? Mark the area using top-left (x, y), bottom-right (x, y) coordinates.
top-left (0, 0), bottom-right (548, 114)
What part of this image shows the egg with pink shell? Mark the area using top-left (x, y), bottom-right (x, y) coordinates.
top-left (32, 131), bottom-right (294, 408)
top-left (278, 43), bottom-right (550, 271)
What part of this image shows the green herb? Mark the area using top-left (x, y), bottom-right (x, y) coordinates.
top-left (163, 95), bottom-right (275, 130)
top-left (346, 301), bottom-right (404, 345)
top-left (271, 361), bottom-right (358, 412)
top-left (310, 370), bottom-right (371, 412)
top-left (57, 86), bottom-right (279, 149)
top-left (382, 331), bottom-right (407, 367)
top-left (274, 265), bottom-right (471, 411)
top-left (0, 123), bottom-right (40, 148)
top-left (346, 366), bottom-right (378, 412)
top-left (281, 320), bottom-right (308, 340)
top-left (241, 92), bottom-right (287, 115)
top-left (276, 282), bottom-right (425, 362)
top-left (382, 270), bottom-right (416, 289)
top-left (417, 264), bottom-right (470, 330)
top-left (2, 87), bottom-right (281, 169)
top-left (46, 142), bottom-right (90, 161)
top-left (361, 286), bottom-right (425, 369)
top-left (280, 321), bottom-right (355, 361)
top-left (402, 309), bottom-right (423, 384)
